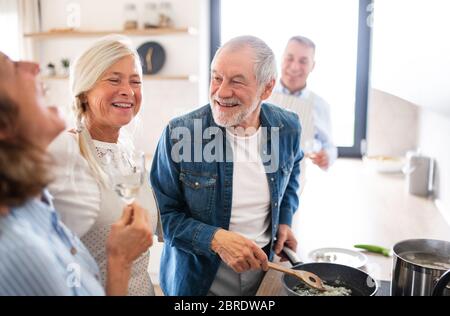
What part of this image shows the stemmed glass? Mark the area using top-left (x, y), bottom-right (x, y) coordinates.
top-left (105, 149), bottom-right (145, 205)
top-left (303, 139), bottom-right (322, 157)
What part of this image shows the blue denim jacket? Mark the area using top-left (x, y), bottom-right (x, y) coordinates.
top-left (150, 103), bottom-right (303, 296)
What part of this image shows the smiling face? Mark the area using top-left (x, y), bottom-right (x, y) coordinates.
top-left (209, 46), bottom-right (273, 129)
top-left (83, 55), bottom-right (142, 139)
top-left (281, 40), bottom-right (316, 93)
top-left (0, 52), bottom-right (65, 149)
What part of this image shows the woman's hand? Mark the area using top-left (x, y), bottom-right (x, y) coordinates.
top-left (0, 206), bottom-right (8, 216)
top-left (105, 203), bottom-right (153, 295)
top-left (107, 202), bottom-right (153, 263)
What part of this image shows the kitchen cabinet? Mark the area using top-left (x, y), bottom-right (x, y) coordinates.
top-left (371, 0), bottom-right (450, 116)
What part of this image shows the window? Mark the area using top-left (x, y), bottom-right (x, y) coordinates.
top-left (0, 0), bottom-right (21, 60)
top-left (210, 0), bottom-right (372, 157)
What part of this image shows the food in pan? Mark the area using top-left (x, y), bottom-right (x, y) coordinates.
top-left (293, 282), bottom-right (352, 296)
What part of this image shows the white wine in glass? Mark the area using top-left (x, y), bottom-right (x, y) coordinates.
top-left (108, 150), bottom-right (145, 205)
top-left (115, 180), bottom-right (142, 205)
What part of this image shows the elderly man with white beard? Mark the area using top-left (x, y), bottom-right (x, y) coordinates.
top-left (150, 36), bottom-right (304, 296)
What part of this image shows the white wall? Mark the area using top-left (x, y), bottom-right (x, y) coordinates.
top-left (418, 109), bottom-right (450, 222)
top-left (371, 0), bottom-right (450, 117)
top-left (367, 89), bottom-right (418, 157)
top-left (32, 0), bottom-right (210, 156)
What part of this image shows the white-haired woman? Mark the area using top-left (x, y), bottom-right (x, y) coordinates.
top-left (47, 35), bottom-right (159, 296)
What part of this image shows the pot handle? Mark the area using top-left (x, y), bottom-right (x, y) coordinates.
top-left (432, 270), bottom-right (450, 296)
top-left (281, 246), bottom-right (303, 266)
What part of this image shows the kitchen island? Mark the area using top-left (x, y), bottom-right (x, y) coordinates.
top-left (256, 158), bottom-right (450, 296)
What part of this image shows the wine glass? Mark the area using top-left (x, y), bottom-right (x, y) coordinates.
top-left (106, 150), bottom-right (145, 205)
top-left (303, 139), bottom-right (322, 157)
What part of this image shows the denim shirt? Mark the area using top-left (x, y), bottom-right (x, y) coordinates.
top-left (150, 103), bottom-right (303, 296)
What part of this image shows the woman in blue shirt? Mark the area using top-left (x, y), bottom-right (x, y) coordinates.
top-left (0, 51), bottom-right (152, 296)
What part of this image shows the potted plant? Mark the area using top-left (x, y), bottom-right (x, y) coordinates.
top-left (61, 58), bottom-right (70, 76)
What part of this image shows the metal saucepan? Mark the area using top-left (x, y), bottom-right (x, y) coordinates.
top-left (281, 247), bottom-right (378, 296)
top-left (392, 239), bottom-right (450, 296)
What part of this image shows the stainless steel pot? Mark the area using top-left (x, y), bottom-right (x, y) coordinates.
top-left (391, 239), bottom-right (450, 296)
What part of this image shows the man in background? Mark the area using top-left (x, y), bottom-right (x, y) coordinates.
top-left (276, 36), bottom-right (337, 170)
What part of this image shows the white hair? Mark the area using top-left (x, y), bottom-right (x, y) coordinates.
top-left (70, 35), bottom-right (141, 185)
top-left (211, 35), bottom-right (278, 87)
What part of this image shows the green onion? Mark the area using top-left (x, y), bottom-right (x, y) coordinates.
top-left (354, 244), bottom-right (391, 257)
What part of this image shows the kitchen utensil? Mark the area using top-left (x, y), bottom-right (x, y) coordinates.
top-left (363, 155), bottom-right (405, 174)
top-left (403, 152), bottom-right (434, 197)
top-left (392, 239), bottom-right (450, 296)
top-left (281, 247), bottom-right (378, 296)
top-left (309, 247), bottom-right (368, 268)
top-left (267, 262), bottom-right (326, 291)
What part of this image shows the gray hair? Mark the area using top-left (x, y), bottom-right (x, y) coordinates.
top-left (211, 35), bottom-right (277, 87)
top-left (70, 35), bottom-right (141, 185)
top-left (288, 35), bottom-right (316, 54)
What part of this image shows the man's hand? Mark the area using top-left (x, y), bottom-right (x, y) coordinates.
top-left (211, 229), bottom-right (269, 273)
top-left (274, 224), bottom-right (297, 262)
top-left (309, 149), bottom-right (329, 170)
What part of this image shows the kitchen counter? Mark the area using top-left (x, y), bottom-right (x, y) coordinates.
top-left (256, 158), bottom-right (450, 296)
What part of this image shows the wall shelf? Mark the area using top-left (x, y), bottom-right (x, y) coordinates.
top-left (24, 27), bottom-right (197, 39)
top-left (41, 75), bottom-right (197, 82)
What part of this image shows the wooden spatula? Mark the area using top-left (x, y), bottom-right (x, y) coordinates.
top-left (267, 262), bottom-right (326, 291)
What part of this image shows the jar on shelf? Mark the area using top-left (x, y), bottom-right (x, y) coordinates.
top-left (123, 3), bottom-right (139, 30)
top-left (144, 2), bottom-right (159, 29)
top-left (158, 1), bottom-right (173, 28)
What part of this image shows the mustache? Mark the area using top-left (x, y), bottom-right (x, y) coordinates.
top-left (212, 95), bottom-right (242, 106)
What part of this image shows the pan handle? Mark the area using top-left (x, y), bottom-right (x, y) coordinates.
top-left (432, 270), bottom-right (450, 296)
top-left (282, 246), bottom-right (303, 266)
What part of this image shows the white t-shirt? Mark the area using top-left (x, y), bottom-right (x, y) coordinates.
top-left (226, 128), bottom-right (271, 248)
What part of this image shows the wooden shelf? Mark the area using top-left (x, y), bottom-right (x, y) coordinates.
top-left (144, 75), bottom-right (197, 81)
top-left (41, 75), bottom-right (197, 82)
top-left (24, 27), bottom-right (196, 39)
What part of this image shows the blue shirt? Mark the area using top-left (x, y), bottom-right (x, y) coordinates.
top-left (150, 103), bottom-right (303, 295)
top-left (0, 191), bottom-right (105, 296)
top-left (275, 83), bottom-right (338, 166)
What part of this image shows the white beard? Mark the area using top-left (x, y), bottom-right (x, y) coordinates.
top-left (210, 94), bottom-right (261, 128)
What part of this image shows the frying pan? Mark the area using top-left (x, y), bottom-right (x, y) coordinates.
top-left (281, 247), bottom-right (378, 296)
